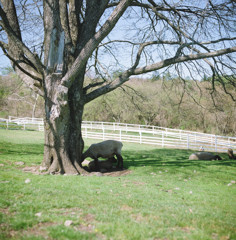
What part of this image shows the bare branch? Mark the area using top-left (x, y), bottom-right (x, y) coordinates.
top-left (68, 0), bottom-right (82, 47)
top-left (61, 0), bottom-right (131, 88)
top-left (0, 41), bottom-right (43, 82)
top-left (84, 46), bottom-right (236, 103)
top-left (133, 46), bottom-right (236, 75)
top-left (0, 4), bottom-right (44, 75)
top-left (59, 0), bottom-right (72, 46)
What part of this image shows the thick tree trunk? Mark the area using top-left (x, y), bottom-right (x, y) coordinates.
top-left (42, 74), bottom-right (86, 175)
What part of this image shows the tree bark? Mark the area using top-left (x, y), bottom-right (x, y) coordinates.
top-left (42, 73), bottom-right (86, 175)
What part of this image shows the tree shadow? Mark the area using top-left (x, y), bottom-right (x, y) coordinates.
top-left (123, 148), bottom-right (236, 170)
top-left (0, 142), bottom-right (43, 156)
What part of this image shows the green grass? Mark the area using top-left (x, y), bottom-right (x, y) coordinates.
top-left (0, 129), bottom-right (235, 240)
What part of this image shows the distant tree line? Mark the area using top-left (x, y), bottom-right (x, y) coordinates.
top-left (0, 71), bottom-right (235, 136)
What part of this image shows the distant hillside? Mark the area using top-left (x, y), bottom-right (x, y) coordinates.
top-left (1, 73), bottom-right (235, 136)
top-left (84, 77), bottom-right (236, 136)
top-left (0, 73), bottom-right (44, 118)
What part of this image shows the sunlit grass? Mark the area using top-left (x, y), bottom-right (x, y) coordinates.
top-left (0, 129), bottom-right (235, 239)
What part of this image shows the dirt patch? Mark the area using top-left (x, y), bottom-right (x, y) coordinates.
top-left (3, 222), bottom-right (56, 239)
top-left (22, 165), bottom-right (132, 177)
top-left (83, 213), bottom-right (95, 222)
top-left (131, 213), bottom-right (146, 223)
top-left (75, 223), bottom-right (95, 233)
top-left (120, 204), bottom-right (133, 212)
top-left (52, 207), bottom-right (83, 216)
top-left (22, 222), bottom-right (56, 238)
top-left (0, 208), bottom-right (10, 215)
top-left (103, 169), bottom-right (132, 177)
top-left (73, 212), bottom-right (105, 239)
top-left (22, 166), bottom-right (42, 174)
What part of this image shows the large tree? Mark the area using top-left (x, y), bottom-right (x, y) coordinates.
top-left (0, 0), bottom-right (235, 174)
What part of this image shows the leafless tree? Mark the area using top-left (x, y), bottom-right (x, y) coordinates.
top-left (0, 0), bottom-right (235, 174)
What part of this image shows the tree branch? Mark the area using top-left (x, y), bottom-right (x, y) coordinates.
top-left (0, 41), bottom-right (43, 82)
top-left (84, 46), bottom-right (236, 103)
top-left (0, 5), bottom-right (44, 75)
top-left (68, 0), bottom-right (83, 47)
top-left (108, 1), bottom-right (202, 15)
top-left (61, 0), bottom-right (131, 88)
top-left (133, 46), bottom-right (236, 75)
top-left (59, 0), bottom-right (72, 46)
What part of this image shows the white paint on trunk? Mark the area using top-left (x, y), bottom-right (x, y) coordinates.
top-left (56, 31), bottom-right (65, 73)
top-left (47, 29), bottom-right (65, 73)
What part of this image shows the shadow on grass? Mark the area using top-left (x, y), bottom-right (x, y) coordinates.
top-left (1, 141), bottom-right (235, 174)
top-left (123, 148), bottom-right (236, 170)
top-left (0, 142), bottom-right (43, 157)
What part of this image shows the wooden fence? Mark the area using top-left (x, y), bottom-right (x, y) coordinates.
top-left (0, 116), bottom-right (235, 153)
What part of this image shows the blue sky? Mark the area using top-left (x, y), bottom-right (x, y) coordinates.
top-left (0, 1), bottom-right (235, 80)
top-left (0, 50), bottom-right (11, 73)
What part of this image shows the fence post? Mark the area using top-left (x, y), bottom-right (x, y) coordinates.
top-left (102, 128), bottom-right (105, 140)
top-left (139, 131), bottom-right (142, 144)
top-left (187, 134), bottom-right (189, 149)
top-left (228, 137), bottom-right (231, 149)
top-left (119, 129), bottom-right (122, 141)
top-left (7, 120), bottom-right (9, 130)
top-left (215, 135), bottom-right (217, 152)
top-left (162, 131), bottom-right (164, 147)
top-left (85, 126), bottom-right (87, 138)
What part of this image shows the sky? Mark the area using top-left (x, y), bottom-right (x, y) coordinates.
top-left (0, 0), bottom-right (235, 79)
top-left (0, 50), bottom-right (11, 73)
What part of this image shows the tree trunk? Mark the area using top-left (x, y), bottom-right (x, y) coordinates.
top-left (42, 74), bottom-right (86, 175)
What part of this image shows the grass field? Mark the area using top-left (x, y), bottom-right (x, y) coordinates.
top-left (0, 129), bottom-right (235, 240)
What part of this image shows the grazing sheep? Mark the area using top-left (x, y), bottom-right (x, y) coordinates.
top-left (227, 148), bottom-right (236, 159)
top-left (189, 152), bottom-right (222, 160)
top-left (80, 140), bottom-right (123, 170)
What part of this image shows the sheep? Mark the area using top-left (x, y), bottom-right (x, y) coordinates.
top-left (189, 152), bottom-right (222, 160)
top-left (88, 157), bottom-right (116, 172)
top-left (227, 148), bottom-right (236, 159)
top-left (80, 140), bottom-right (123, 171)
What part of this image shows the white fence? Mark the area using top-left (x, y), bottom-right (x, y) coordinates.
top-left (0, 116), bottom-right (44, 131)
top-left (0, 116), bottom-right (235, 153)
top-left (81, 121), bottom-right (236, 153)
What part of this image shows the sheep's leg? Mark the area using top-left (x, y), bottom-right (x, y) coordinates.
top-left (116, 154), bottom-right (123, 169)
top-left (94, 157), bottom-right (100, 171)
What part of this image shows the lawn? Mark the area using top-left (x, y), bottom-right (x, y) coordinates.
top-left (0, 129), bottom-right (235, 240)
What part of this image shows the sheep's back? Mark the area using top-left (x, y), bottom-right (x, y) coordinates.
top-left (189, 152), bottom-right (215, 160)
top-left (90, 140), bottom-right (123, 158)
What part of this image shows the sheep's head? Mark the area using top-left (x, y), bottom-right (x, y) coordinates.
top-left (227, 148), bottom-right (234, 159)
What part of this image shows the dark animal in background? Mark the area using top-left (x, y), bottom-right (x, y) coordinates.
top-left (227, 148), bottom-right (236, 159)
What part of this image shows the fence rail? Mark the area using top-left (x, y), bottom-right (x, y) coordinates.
top-left (1, 116), bottom-right (235, 152)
